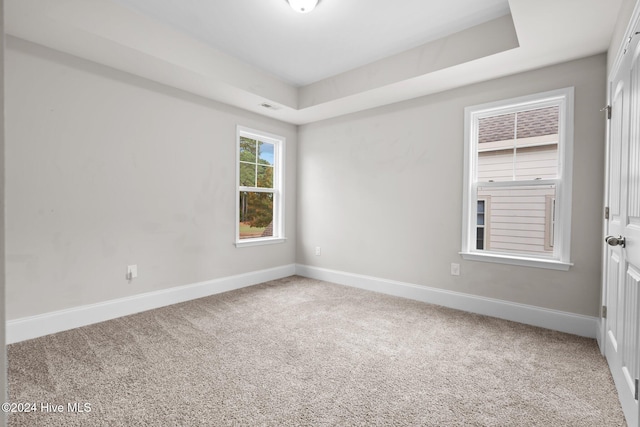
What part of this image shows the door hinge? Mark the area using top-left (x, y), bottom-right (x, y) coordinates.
top-left (601, 305), bottom-right (607, 319)
top-left (635, 378), bottom-right (638, 400)
top-left (605, 206), bottom-right (610, 220)
top-left (603, 105), bottom-right (612, 119)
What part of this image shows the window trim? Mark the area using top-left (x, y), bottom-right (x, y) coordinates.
top-left (235, 126), bottom-right (286, 248)
top-left (544, 195), bottom-right (556, 251)
top-left (460, 87), bottom-right (574, 270)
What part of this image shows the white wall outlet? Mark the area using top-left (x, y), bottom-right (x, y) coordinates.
top-left (127, 264), bottom-right (138, 280)
top-left (450, 263), bottom-right (460, 276)
top-left (315, 246), bottom-right (321, 256)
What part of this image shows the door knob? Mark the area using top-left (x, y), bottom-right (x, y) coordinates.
top-left (605, 235), bottom-right (626, 247)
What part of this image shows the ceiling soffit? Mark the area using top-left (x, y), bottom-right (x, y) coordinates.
top-left (5, 0), bottom-right (623, 124)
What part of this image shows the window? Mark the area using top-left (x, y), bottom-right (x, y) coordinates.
top-left (476, 199), bottom-right (489, 250)
top-left (236, 126), bottom-right (285, 247)
top-left (461, 88), bottom-right (574, 270)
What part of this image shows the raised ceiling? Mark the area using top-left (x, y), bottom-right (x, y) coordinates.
top-left (6, 0), bottom-right (624, 124)
top-left (110, 0), bottom-right (512, 87)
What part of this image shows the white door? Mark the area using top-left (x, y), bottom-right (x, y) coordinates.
top-left (603, 25), bottom-right (640, 427)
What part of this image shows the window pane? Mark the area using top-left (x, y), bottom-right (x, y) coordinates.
top-left (477, 184), bottom-right (556, 256)
top-left (258, 142), bottom-right (274, 165)
top-left (476, 227), bottom-right (485, 250)
top-left (477, 200), bottom-right (485, 226)
top-left (478, 113), bottom-right (515, 143)
top-left (256, 164), bottom-right (274, 188)
top-left (516, 106), bottom-right (559, 139)
top-left (477, 149), bottom-right (514, 182)
top-left (238, 192), bottom-right (274, 239)
top-left (477, 112), bottom-right (515, 182)
top-left (240, 137), bottom-right (257, 163)
top-left (514, 145), bottom-right (558, 180)
top-left (239, 162), bottom-right (256, 187)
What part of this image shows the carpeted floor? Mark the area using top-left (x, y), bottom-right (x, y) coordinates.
top-left (7, 276), bottom-right (626, 426)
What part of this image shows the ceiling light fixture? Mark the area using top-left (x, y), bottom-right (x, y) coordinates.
top-left (288, 0), bottom-right (318, 14)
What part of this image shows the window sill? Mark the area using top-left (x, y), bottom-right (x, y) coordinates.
top-left (235, 237), bottom-right (287, 248)
top-left (459, 251), bottom-right (572, 271)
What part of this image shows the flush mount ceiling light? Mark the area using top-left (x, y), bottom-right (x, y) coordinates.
top-left (288, 0), bottom-right (318, 13)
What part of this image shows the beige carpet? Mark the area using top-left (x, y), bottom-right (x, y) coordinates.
top-left (8, 276), bottom-right (626, 426)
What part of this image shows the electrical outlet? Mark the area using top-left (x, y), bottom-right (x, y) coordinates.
top-left (315, 246), bottom-right (321, 256)
top-left (450, 263), bottom-right (460, 276)
top-left (127, 265), bottom-right (138, 280)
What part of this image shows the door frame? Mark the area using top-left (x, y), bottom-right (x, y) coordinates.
top-left (600, 2), bottom-right (640, 426)
top-left (599, 0), bottom-right (640, 354)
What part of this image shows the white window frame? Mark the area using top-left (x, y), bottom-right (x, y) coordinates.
top-left (235, 126), bottom-right (285, 247)
top-left (460, 87), bottom-right (574, 271)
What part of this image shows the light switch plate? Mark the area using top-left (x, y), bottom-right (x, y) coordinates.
top-left (127, 265), bottom-right (138, 280)
top-left (450, 263), bottom-right (460, 276)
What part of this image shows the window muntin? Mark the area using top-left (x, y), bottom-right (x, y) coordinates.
top-left (236, 127), bottom-right (284, 246)
top-left (461, 88), bottom-right (573, 270)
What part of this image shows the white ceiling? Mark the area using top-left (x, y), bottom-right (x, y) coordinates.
top-left (110, 0), bottom-right (512, 87)
top-left (5, 0), bottom-right (624, 125)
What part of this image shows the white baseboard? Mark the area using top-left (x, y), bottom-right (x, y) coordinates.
top-left (295, 264), bottom-right (598, 338)
top-left (7, 264), bottom-right (296, 344)
top-left (8, 263), bottom-right (598, 344)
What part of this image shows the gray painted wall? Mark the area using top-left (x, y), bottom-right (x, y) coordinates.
top-left (5, 13), bottom-right (632, 324)
top-left (297, 54), bottom-right (607, 317)
top-left (1, 0), bottom-right (6, 423)
top-left (5, 37), bottom-right (297, 320)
